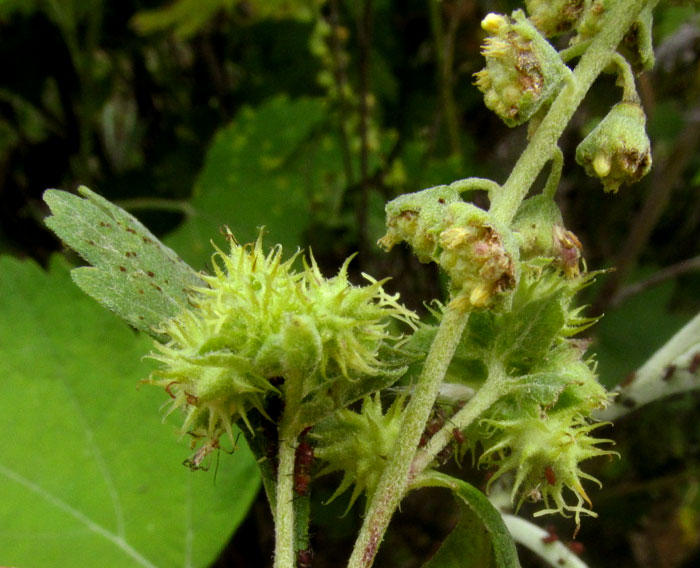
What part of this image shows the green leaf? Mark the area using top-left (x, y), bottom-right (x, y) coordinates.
top-left (496, 291), bottom-right (566, 373)
top-left (44, 186), bottom-right (203, 339)
top-left (422, 503), bottom-right (494, 567)
top-left (0, 256), bottom-right (260, 567)
top-left (420, 472), bottom-right (520, 568)
top-left (164, 96), bottom-right (327, 269)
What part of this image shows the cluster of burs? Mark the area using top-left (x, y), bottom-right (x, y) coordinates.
top-left (148, 0), bottom-right (652, 527)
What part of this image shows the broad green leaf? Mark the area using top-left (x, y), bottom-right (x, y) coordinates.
top-left (0, 256), bottom-right (260, 567)
top-left (420, 472), bottom-right (520, 568)
top-left (44, 186), bottom-right (203, 339)
top-left (164, 96), bottom-right (327, 269)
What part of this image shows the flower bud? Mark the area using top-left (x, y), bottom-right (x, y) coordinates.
top-left (512, 196), bottom-right (583, 278)
top-left (575, 102), bottom-right (651, 193)
top-left (525, 0), bottom-right (588, 37)
top-left (552, 225), bottom-right (583, 278)
top-left (378, 184), bottom-right (461, 262)
top-left (512, 195), bottom-right (563, 259)
top-left (474, 10), bottom-right (569, 127)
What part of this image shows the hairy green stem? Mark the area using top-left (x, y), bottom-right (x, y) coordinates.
top-left (273, 428), bottom-right (296, 568)
top-left (348, 307), bottom-right (469, 568)
top-left (411, 362), bottom-right (506, 475)
top-left (488, 0), bottom-right (657, 225)
top-left (558, 40), bottom-right (591, 63)
top-left (543, 146), bottom-right (564, 200)
top-left (273, 374), bottom-right (305, 568)
top-left (448, 176), bottom-right (501, 195)
top-left (610, 52), bottom-right (640, 103)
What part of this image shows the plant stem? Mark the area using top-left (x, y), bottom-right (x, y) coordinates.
top-left (347, 307), bottom-right (469, 568)
top-left (596, 311), bottom-right (700, 422)
top-left (411, 362), bottom-right (506, 475)
top-left (558, 40), bottom-right (591, 63)
top-left (542, 146), bottom-right (564, 200)
top-left (448, 176), bottom-right (501, 195)
top-left (502, 514), bottom-right (590, 568)
top-left (273, 426), bottom-right (296, 568)
top-left (273, 374), bottom-right (304, 568)
top-left (610, 52), bottom-right (640, 103)
top-left (488, 0), bottom-right (657, 226)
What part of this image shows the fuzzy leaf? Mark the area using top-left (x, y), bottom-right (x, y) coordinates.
top-left (0, 256), bottom-right (259, 567)
top-left (496, 291), bottom-right (566, 373)
top-left (421, 472), bottom-right (521, 568)
top-left (44, 186), bottom-right (203, 339)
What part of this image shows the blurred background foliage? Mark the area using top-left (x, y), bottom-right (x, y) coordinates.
top-left (1, 0), bottom-right (699, 566)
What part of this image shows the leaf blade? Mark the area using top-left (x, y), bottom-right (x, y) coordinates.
top-left (44, 186), bottom-right (203, 338)
top-left (420, 472), bottom-right (521, 568)
top-left (0, 255), bottom-right (259, 567)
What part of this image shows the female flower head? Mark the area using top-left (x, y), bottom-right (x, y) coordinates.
top-left (146, 230), bottom-right (416, 465)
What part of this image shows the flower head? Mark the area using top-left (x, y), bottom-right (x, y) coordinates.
top-left (146, 230), bottom-right (416, 466)
top-left (479, 409), bottom-right (614, 527)
top-left (313, 395), bottom-right (405, 512)
top-left (576, 102), bottom-right (652, 193)
top-left (474, 10), bottom-right (569, 126)
top-left (379, 186), bottom-right (518, 310)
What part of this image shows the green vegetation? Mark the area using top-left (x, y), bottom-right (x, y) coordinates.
top-left (1, 1), bottom-right (700, 567)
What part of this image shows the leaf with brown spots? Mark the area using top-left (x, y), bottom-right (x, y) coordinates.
top-left (44, 186), bottom-right (203, 339)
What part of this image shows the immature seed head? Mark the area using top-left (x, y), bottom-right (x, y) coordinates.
top-left (473, 344), bottom-right (615, 529)
top-left (146, 230), bottom-right (416, 465)
top-left (480, 410), bottom-right (614, 528)
top-left (313, 395), bottom-right (405, 512)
